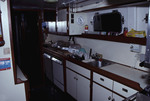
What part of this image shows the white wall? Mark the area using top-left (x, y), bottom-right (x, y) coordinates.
top-left (0, 0), bottom-right (26, 101)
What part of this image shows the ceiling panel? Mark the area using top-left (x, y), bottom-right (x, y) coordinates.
top-left (11, 0), bottom-right (57, 9)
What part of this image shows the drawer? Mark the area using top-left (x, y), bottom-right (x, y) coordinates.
top-left (113, 81), bottom-right (138, 97)
top-left (66, 61), bottom-right (90, 79)
top-left (93, 72), bottom-right (113, 90)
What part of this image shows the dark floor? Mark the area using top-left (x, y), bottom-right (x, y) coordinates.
top-left (29, 77), bottom-right (76, 101)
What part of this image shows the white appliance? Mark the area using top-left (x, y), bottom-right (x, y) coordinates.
top-left (52, 57), bottom-right (64, 92)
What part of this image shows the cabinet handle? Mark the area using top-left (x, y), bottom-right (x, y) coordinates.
top-left (122, 88), bottom-right (128, 93)
top-left (112, 98), bottom-right (115, 101)
top-left (108, 96), bottom-right (111, 100)
top-left (74, 77), bottom-right (78, 80)
top-left (100, 78), bottom-right (104, 81)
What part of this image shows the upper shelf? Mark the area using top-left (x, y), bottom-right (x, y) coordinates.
top-left (74, 34), bottom-right (146, 45)
top-left (48, 32), bottom-right (146, 45)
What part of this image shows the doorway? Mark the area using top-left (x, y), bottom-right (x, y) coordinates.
top-left (11, 10), bottom-right (44, 88)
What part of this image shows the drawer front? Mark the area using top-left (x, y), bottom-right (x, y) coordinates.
top-left (93, 72), bottom-right (113, 90)
top-left (66, 61), bottom-right (90, 78)
top-left (113, 81), bottom-right (138, 97)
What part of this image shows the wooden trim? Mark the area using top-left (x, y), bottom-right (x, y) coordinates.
top-left (90, 71), bottom-right (93, 101)
top-left (12, 8), bottom-right (41, 12)
top-left (24, 80), bottom-right (30, 101)
top-left (74, 34), bottom-right (146, 45)
top-left (0, 11), bottom-right (5, 46)
top-left (38, 11), bottom-right (45, 86)
top-left (47, 33), bottom-right (146, 45)
top-left (7, 0), bottom-right (18, 84)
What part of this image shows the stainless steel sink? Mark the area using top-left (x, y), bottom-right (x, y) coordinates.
top-left (87, 59), bottom-right (114, 68)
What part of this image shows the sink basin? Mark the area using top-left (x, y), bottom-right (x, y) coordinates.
top-left (87, 59), bottom-right (114, 68)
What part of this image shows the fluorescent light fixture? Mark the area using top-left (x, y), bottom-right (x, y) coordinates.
top-left (44, 0), bottom-right (58, 2)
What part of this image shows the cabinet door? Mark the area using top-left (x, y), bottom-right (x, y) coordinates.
top-left (93, 83), bottom-right (112, 101)
top-left (57, 9), bottom-right (67, 33)
top-left (66, 69), bottom-right (77, 99)
top-left (77, 74), bottom-right (90, 101)
top-left (112, 93), bottom-right (124, 101)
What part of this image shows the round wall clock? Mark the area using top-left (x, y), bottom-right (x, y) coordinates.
top-left (77, 16), bottom-right (84, 25)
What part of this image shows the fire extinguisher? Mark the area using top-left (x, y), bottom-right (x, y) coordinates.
top-left (0, 10), bottom-right (5, 46)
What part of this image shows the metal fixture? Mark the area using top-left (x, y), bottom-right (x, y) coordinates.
top-left (140, 2), bottom-right (150, 68)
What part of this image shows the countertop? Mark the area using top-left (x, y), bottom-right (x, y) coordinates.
top-left (101, 64), bottom-right (147, 89)
top-left (43, 46), bottom-right (148, 91)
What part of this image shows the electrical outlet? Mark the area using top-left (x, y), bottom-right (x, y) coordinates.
top-left (130, 44), bottom-right (141, 53)
top-left (3, 47), bottom-right (10, 55)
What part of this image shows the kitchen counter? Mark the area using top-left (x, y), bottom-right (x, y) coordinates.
top-left (43, 46), bottom-right (148, 91)
top-left (101, 64), bottom-right (148, 89)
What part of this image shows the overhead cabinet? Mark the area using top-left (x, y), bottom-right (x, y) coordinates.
top-left (56, 8), bottom-right (87, 35)
top-left (68, 11), bottom-right (87, 35)
top-left (57, 9), bottom-right (68, 33)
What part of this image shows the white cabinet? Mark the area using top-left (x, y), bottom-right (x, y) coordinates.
top-left (56, 8), bottom-right (87, 35)
top-left (66, 61), bottom-right (90, 101)
top-left (69, 12), bottom-right (87, 35)
top-left (93, 83), bottom-right (112, 101)
top-left (113, 93), bottom-right (124, 101)
top-left (93, 83), bottom-right (124, 101)
top-left (66, 68), bottom-right (76, 99)
top-left (93, 72), bottom-right (113, 90)
top-left (92, 72), bottom-right (137, 101)
top-left (113, 81), bottom-right (138, 98)
top-left (76, 72), bottom-right (90, 101)
top-left (66, 68), bottom-right (90, 101)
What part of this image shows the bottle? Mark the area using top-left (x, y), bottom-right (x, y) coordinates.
top-left (123, 27), bottom-right (128, 36)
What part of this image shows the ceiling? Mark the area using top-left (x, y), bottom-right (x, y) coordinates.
top-left (11, 0), bottom-right (58, 9)
top-left (11, 0), bottom-right (103, 10)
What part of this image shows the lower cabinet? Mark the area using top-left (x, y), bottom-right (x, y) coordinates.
top-left (113, 93), bottom-right (124, 101)
top-left (93, 83), bottom-right (124, 101)
top-left (93, 72), bottom-right (138, 101)
top-left (66, 68), bottom-right (90, 101)
top-left (93, 83), bottom-right (113, 101)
